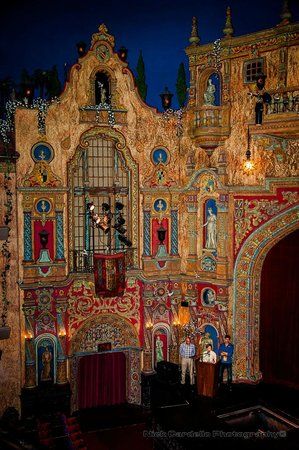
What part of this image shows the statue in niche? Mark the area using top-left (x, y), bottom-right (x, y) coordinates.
top-left (203, 207), bottom-right (217, 249)
top-left (198, 332), bottom-right (214, 358)
top-left (41, 346), bottom-right (52, 381)
top-left (97, 82), bottom-right (107, 104)
top-left (155, 335), bottom-right (164, 363)
top-left (203, 78), bottom-right (216, 106)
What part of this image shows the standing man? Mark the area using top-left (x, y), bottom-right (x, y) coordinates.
top-left (180, 336), bottom-right (196, 385)
top-left (218, 334), bottom-right (234, 390)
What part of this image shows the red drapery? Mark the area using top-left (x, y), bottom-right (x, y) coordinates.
top-left (93, 253), bottom-right (125, 297)
top-left (260, 229), bottom-right (299, 389)
top-left (78, 352), bottom-right (126, 409)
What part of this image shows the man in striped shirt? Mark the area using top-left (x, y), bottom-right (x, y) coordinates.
top-left (180, 336), bottom-right (196, 385)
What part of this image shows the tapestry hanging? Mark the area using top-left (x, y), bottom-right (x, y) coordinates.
top-left (93, 253), bottom-right (125, 297)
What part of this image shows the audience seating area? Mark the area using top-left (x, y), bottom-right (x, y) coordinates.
top-left (38, 413), bottom-right (87, 450)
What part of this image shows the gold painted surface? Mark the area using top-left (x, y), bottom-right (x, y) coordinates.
top-left (0, 22), bottom-right (297, 414)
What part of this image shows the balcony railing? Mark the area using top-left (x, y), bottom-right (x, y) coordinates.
top-left (192, 105), bottom-right (231, 147)
top-left (265, 88), bottom-right (299, 115)
top-left (71, 248), bottom-right (137, 273)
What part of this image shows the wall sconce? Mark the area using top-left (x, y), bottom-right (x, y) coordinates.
top-left (25, 332), bottom-right (33, 340)
top-left (243, 126), bottom-right (255, 174)
top-left (39, 229), bottom-right (49, 249)
top-left (160, 86), bottom-right (173, 111)
top-left (76, 41), bottom-right (87, 58)
top-left (118, 46), bottom-right (128, 62)
top-left (58, 329), bottom-right (66, 337)
top-left (157, 224), bottom-right (166, 246)
top-left (145, 321), bottom-right (153, 330)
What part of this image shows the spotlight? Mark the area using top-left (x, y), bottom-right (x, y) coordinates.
top-left (115, 225), bottom-right (126, 235)
top-left (116, 216), bottom-right (125, 225)
top-left (102, 203), bottom-right (110, 211)
top-left (118, 234), bottom-right (132, 247)
top-left (115, 201), bottom-right (124, 210)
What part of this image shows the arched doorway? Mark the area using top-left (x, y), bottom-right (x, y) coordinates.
top-left (233, 205), bottom-right (299, 382)
top-left (260, 229), bottom-right (299, 388)
top-left (69, 314), bottom-right (141, 411)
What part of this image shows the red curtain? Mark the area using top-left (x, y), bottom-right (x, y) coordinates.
top-left (260, 229), bottom-right (299, 389)
top-left (78, 352), bottom-right (126, 409)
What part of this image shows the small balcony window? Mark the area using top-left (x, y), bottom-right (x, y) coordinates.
top-left (243, 58), bottom-right (264, 84)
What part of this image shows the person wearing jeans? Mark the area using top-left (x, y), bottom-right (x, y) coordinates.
top-left (218, 334), bottom-right (234, 390)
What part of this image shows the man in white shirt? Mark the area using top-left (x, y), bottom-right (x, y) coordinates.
top-left (202, 344), bottom-right (217, 364)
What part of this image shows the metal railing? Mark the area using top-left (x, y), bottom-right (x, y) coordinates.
top-left (265, 88), bottom-right (299, 115)
top-left (71, 247), bottom-right (137, 273)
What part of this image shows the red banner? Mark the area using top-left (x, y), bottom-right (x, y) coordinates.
top-left (93, 253), bottom-right (126, 297)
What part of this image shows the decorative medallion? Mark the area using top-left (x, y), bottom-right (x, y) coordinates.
top-left (31, 142), bottom-right (54, 163)
top-left (201, 256), bottom-right (216, 272)
top-left (201, 288), bottom-right (216, 307)
top-left (153, 199), bottom-right (167, 213)
top-left (96, 44), bottom-right (110, 63)
top-left (151, 148), bottom-right (169, 165)
top-left (36, 199), bottom-right (51, 214)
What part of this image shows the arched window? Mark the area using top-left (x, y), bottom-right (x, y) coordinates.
top-left (70, 136), bottom-right (131, 270)
top-left (95, 72), bottom-right (110, 105)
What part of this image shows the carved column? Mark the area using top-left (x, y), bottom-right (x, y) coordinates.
top-left (170, 209), bottom-right (179, 255)
top-left (216, 197), bottom-right (229, 279)
top-left (186, 194), bottom-right (198, 272)
top-left (142, 349), bottom-right (154, 373)
top-left (55, 211), bottom-right (65, 260)
top-left (24, 338), bottom-right (36, 388)
top-left (23, 212), bottom-right (33, 261)
top-left (143, 210), bottom-right (151, 256)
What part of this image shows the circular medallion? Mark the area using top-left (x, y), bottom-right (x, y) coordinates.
top-left (96, 44), bottom-right (110, 62)
top-left (153, 199), bottom-right (167, 212)
top-left (31, 142), bottom-right (54, 163)
top-left (201, 288), bottom-right (216, 307)
top-left (36, 199), bottom-right (51, 214)
top-left (151, 148), bottom-right (169, 165)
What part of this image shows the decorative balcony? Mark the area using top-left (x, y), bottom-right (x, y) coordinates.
top-left (72, 247), bottom-right (137, 273)
top-left (250, 87), bottom-right (299, 138)
top-left (79, 105), bottom-right (127, 126)
top-left (191, 105), bottom-right (231, 148)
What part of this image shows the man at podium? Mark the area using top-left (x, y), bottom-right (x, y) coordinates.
top-left (202, 344), bottom-right (217, 364)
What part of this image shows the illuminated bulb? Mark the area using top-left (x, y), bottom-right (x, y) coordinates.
top-left (244, 159), bottom-right (255, 172)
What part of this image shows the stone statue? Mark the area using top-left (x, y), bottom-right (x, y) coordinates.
top-left (41, 346), bottom-right (52, 381)
top-left (101, 86), bottom-right (107, 104)
top-left (155, 335), bottom-right (164, 363)
top-left (203, 207), bottom-right (217, 249)
top-left (204, 78), bottom-right (216, 106)
top-left (97, 81), bottom-right (107, 105)
top-left (199, 332), bottom-right (214, 357)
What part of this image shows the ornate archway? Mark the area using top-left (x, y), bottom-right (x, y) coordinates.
top-left (233, 205), bottom-right (299, 382)
top-left (70, 313), bottom-right (139, 354)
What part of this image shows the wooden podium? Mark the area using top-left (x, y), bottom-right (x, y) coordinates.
top-left (196, 360), bottom-right (219, 397)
